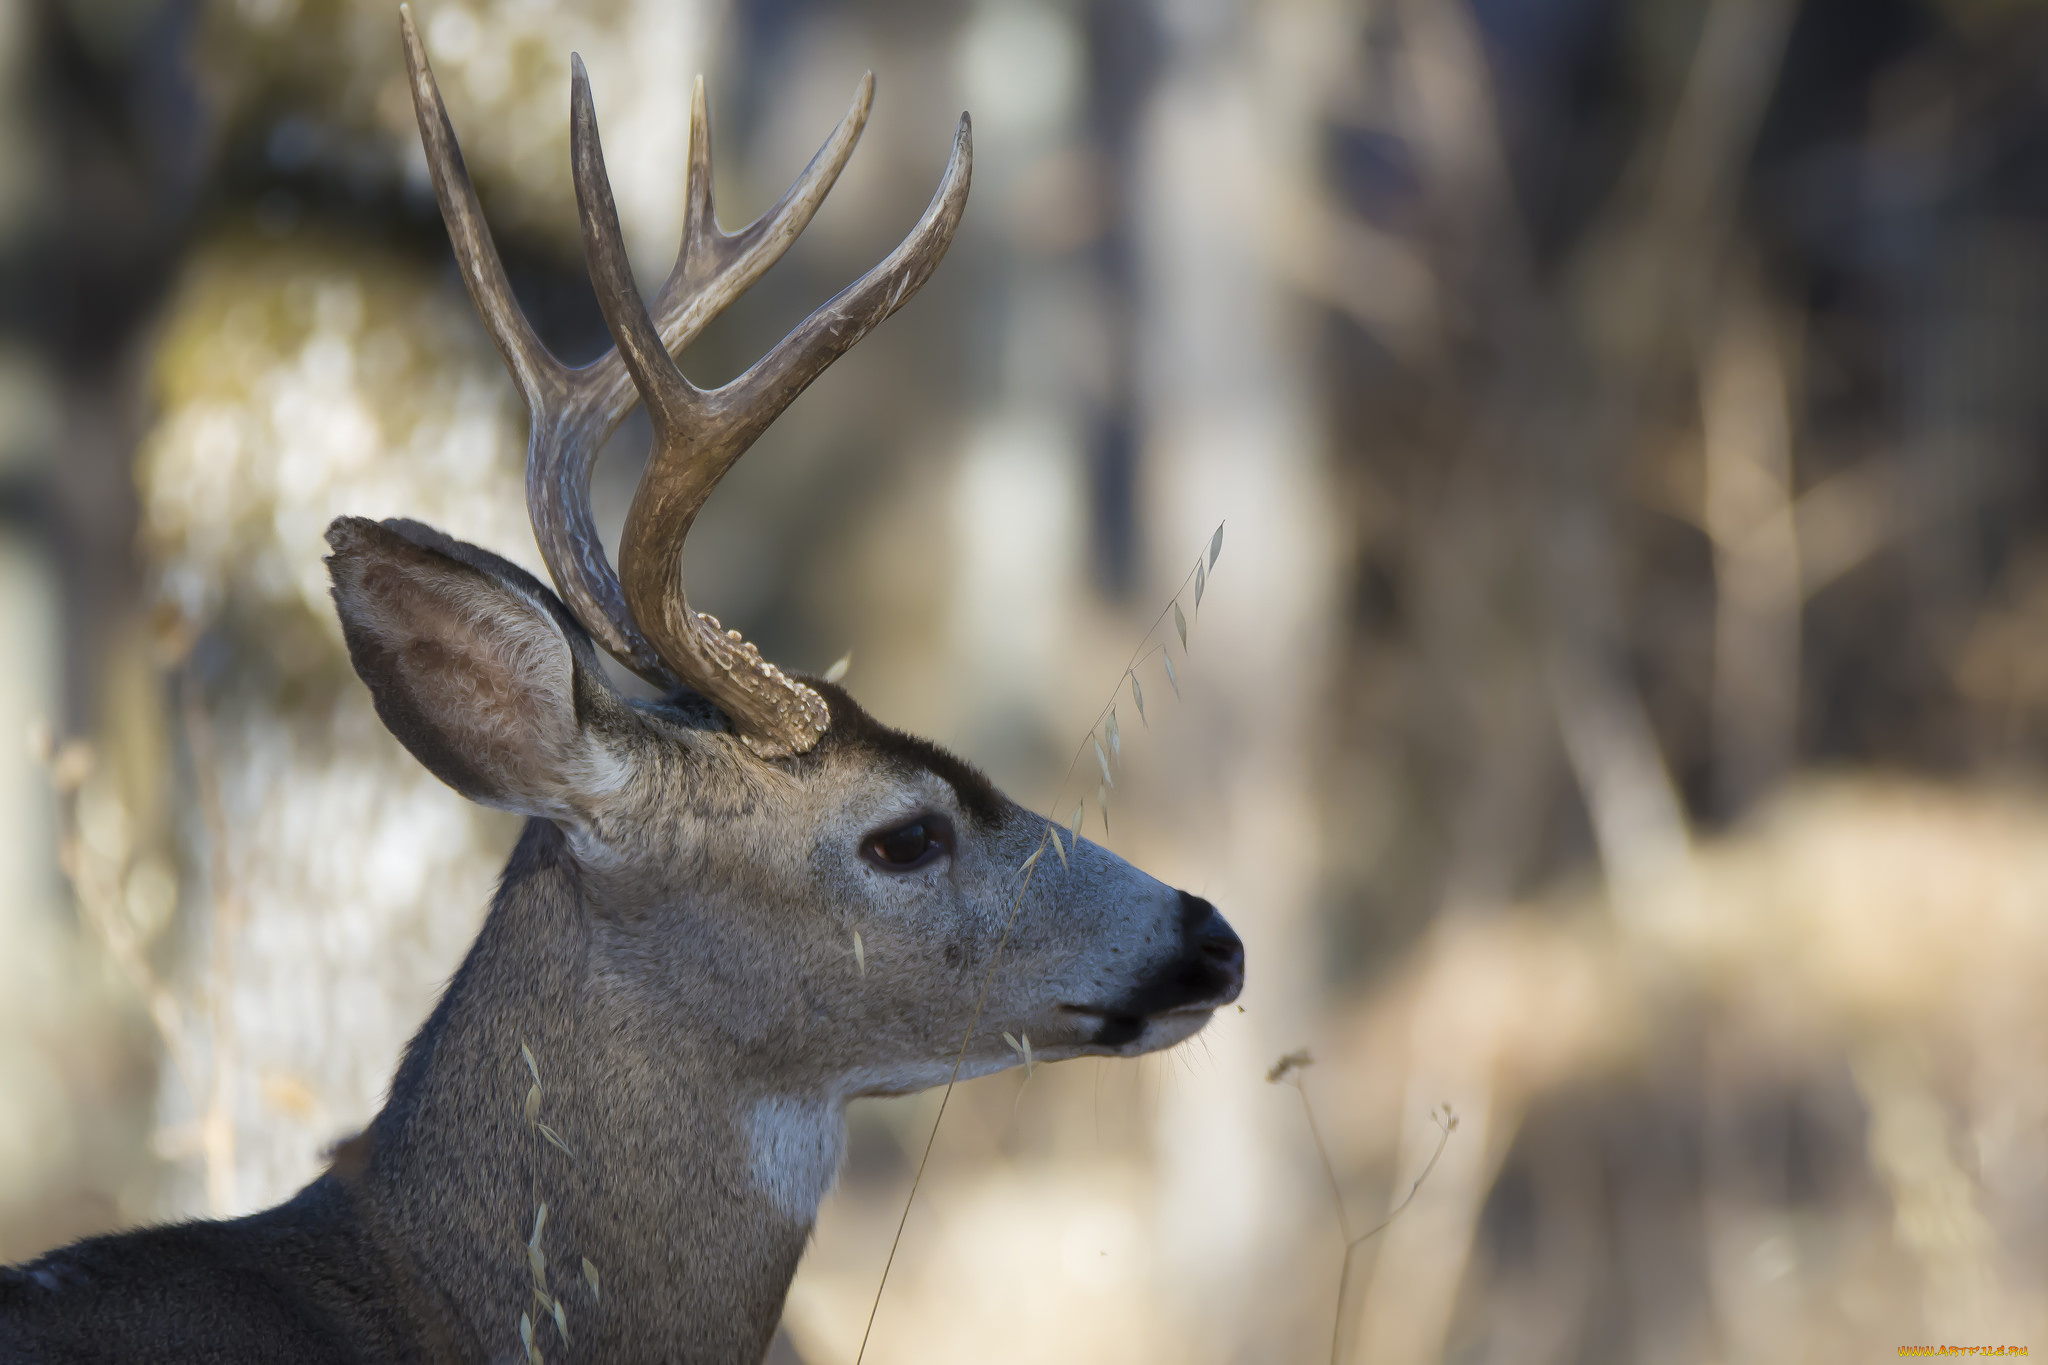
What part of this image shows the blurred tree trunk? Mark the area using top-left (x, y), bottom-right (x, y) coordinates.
top-left (1131, 0), bottom-right (1342, 1349)
top-left (137, 237), bottom-right (538, 1213)
top-left (1702, 274), bottom-right (1802, 812)
top-left (125, 0), bottom-right (719, 1216)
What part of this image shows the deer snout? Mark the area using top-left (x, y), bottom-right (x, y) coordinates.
top-left (1058, 888), bottom-right (1247, 1051)
top-left (1180, 891), bottom-right (1245, 1005)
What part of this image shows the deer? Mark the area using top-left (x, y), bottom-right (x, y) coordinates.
top-left (0, 8), bottom-right (1243, 1364)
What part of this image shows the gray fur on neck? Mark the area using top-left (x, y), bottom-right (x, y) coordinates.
top-left (0, 819), bottom-right (834, 1365)
top-left (358, 817), bottom-right (822, 1363)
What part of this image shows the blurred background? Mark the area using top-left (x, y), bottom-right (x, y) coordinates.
top-left (4, 0), bottom-right (2048, 1359)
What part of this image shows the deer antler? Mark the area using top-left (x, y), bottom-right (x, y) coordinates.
top-left (399, 6), bottom-right (969, 755)
top-left (571, 60), bottom-right (970, 755)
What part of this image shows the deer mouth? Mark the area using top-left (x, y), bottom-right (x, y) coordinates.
top-left (1059, 985), bottom-right (1240, 1050)
top-left (1058, 1002), bottom-right (1224, 1051)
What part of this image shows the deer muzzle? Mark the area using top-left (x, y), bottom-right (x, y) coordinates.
top-left (1068, 891), bottom-right (1245, 1049)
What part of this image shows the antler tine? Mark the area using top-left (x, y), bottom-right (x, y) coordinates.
top-left (693, 112), bottom-right (971, 458)
top-left (650, 73), bottom-right (875, 350)
top-left (399, 5), bottom-right (564, 409)
top-left (618, 112), bottom-right (972, 591)
top-left (574, 59), bottom-right (971, 757)
top-left (570, 57), bottom-right (706, 442)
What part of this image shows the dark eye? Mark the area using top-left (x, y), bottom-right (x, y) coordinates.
top-left (863, 815), bottom-right (952, 870)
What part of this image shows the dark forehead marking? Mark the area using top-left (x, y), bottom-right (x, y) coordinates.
top-left (806, 680), bottom-right (1010, 827)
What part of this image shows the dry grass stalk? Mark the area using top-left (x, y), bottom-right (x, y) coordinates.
top-left (30, 659), bottom-right (249, 1219)
top-left (516, 1039), bottom-right (577, 1362)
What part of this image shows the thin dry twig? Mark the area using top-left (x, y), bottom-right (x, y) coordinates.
top-left (1271, 1051), bottom-right (1457, 1365)
top-left (36, 678), bottom-right (250, 1215)
top-left (181, 674), bottom-right (244, 1216)
top-left (44, 737), bottom-right (197, 1095)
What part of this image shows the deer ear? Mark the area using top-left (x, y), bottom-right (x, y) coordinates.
top-left (324, 516), bottom-right (616, 817)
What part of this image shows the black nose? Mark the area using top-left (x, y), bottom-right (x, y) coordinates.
top-left (1180, 891), bottom-right (1245, 996)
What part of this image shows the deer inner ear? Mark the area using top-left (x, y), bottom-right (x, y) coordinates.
top-left (327, 516), bottom-right (605, 817)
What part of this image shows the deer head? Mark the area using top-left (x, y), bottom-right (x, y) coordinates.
top-left (317, 9), bottom-right (1243, 1354)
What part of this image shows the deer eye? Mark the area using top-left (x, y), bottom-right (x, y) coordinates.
top-left (863, 815), bottom-right (952, 871)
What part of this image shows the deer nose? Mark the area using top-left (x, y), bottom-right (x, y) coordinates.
top-left (1180, 891), bottom-right (1245, 997)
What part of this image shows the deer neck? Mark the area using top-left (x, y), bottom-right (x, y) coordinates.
top-left (354, 818), bottom-right (836, 1364)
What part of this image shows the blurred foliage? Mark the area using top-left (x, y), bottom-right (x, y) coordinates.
top-left (140, 229), bottom-right (531, 649)
top-left (196, 0), bottom-right (709, 254)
